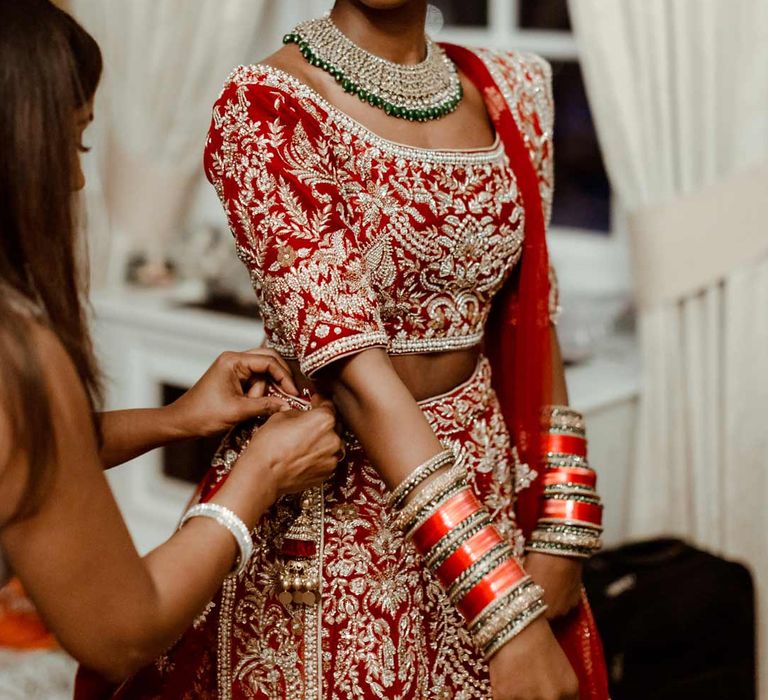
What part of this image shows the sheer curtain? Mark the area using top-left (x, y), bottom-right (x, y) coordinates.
top-left (71, 0), bottom-right (300, 285)
top-left (568, 0), bottom-right (768, 686)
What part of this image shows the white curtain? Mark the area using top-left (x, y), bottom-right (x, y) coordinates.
top-left (568, 0), bottom-right (768, 687)
top-left (71, 0), bottom-right (317, 285)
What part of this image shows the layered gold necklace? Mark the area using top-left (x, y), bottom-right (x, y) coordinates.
top-left (284, 14), bottom-right (463, 122)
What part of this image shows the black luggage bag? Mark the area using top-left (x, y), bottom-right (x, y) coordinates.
top-left (583, 538), bottom-right (756, 700)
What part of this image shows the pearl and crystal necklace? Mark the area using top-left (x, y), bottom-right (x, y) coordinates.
top-left (283, 14), bottom-right (463, 122)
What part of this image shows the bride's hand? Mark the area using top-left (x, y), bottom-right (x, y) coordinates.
top-left (167, 349), bottom-right (299, 438)
top-left (488, 617), bottom-right (579, 700)
top-left (524, 552), bottom-right (583, 619)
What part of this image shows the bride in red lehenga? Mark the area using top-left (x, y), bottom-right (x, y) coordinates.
top-left (77, 1), bottom-right (609, 698)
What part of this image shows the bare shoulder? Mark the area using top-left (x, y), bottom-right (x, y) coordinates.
top-left (0, 320), bottom-right (94, 522)
top-left (27, 322), bottom-right (92, 410)
top-left (457, 69), bottom-right (488, 112)
top-left (0, 320), bottom-right (94, 448)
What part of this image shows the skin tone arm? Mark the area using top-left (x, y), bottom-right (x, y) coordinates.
top-left (98, 349), bottom-right (298, 469)
top-left (0, 325), bottom-right (342, 683)
top-left (316, 348), bottom-right (579, 700)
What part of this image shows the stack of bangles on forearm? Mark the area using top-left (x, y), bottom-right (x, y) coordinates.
top-left (389, 449), bottom-right (547, 660)
top-left (526, 405), bottom-right (604, 559)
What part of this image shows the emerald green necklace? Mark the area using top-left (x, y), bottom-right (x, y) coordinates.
top-left (283, 15), bottom-right (463, 122)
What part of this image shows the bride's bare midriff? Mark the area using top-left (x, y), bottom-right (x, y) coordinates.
top-left (286, 347), bottom-right (482, 402)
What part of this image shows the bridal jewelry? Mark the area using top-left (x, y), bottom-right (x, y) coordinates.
top-left (284, 14), bottom-right (463, 121)
top-left (391, 456), bottom-right (547, 658)
top-left (278, 488), bottom-right (323, 606)
top-left (180, 503), bottom-right (254, 577)
top-left (526, 405), bottom-right (604, 558)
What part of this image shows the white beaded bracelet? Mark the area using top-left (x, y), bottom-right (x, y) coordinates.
top-left (180, 503), bottom-right (254, 577)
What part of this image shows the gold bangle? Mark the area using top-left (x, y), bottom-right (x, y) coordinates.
top-left (525, 541), bottom-right (594, 559)
top-left (543, 492), bottom-right (602, 506)
top-left (543, 483), bottom-right (598, 496)
top-left (467, 575), bottom-right (535, 631)
top-left (472, 580), bottom-right (546, 649)
top-left (541, 405), bottom-right (586, 435)
top-left (388, 449), bottom-right (454, 510)
top-left (530, 523), bottom-right (603, 546)
top-left (482, 600), bottom-right (548, 660)
top-left (543, 453), bottom-right (591, 469)
top-left (537, 516), bottom-right (604, 530)
top-left (393, 463), bottom-right (468, 532)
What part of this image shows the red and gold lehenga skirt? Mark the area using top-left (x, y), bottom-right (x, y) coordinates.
top-left (77, 42), bottom-right (610, 700)
top-left (107, 358), bottom-right (540, 699)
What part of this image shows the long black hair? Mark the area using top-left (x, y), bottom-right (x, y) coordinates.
top-left (0, 0), bottom-right (103, 522)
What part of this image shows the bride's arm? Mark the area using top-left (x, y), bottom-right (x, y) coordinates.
top-left (316, 348), bottom-right (578, 697)
top-left (318, 349), bottom-right (441, 487)
top-left (98, 349), bottom-right (296, 469)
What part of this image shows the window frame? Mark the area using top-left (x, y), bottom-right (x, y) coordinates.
top-left (433, 0), bottom-right (629, 297)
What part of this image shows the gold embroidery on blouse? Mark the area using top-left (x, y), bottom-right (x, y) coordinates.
top-left (208, 60), bottom-right (543, 372)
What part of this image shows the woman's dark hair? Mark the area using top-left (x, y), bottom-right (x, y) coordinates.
top-left (0, 0), bottom-right (103, 522)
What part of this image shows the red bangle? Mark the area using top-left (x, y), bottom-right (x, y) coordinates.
top-left (540, 499), bottom-right (603, 526)
top-left (457, 558), bottom-right (527, 622)
top-left (411, 489), bottom-right (483, 554)
top-left (540, 433), bottom-right (587, 457)
top-left (435, 525), bottom-right (503, 587)
top-left (542, 467), bottom-right (596, 489)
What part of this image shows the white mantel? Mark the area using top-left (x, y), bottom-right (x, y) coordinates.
top-left (92, 287), bottom-right (639, 554)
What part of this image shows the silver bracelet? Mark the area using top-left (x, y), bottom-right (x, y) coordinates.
top-left (482, 599), bottom-right (548, 660)
top-left (393, 462), bottom-right (468, 533)
top-left (388, 449), bottom-right (454, 510)
top-left (180, 503), bottom-right (254, 577)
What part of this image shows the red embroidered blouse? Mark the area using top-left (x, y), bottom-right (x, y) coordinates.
top-left (204, 51), bottom-right (553, 377)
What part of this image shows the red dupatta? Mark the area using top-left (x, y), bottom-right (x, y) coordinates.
top-left (441, 44), bottom-right (552, 539)
top-left (443, 44), bottom-right (609, 700)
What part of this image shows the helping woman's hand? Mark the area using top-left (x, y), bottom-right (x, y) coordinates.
top-left (524, 552), bottom-right (583, 619)
top-left (488, 616), bottom-right (579, 700)
top-left (242, 395), bottom-right (343, 503)
top-left (167, 349), bottom-right (299, 439)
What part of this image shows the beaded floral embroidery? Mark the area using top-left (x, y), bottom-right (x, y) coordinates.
top-left (116, 48), bottom-right (557, 700)
top-left (204, 50), bottom-right (553, 376)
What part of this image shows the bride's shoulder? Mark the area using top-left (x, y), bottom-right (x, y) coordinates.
top-left (257, 44), bottom-right (320, 89)
top-left (212, 45), bottom-right (331, 127)
top-left (453, 46), bottom-right (552, 127)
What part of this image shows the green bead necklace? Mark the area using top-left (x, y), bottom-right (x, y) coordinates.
top-left (284, 15), bottom-right (463, 122)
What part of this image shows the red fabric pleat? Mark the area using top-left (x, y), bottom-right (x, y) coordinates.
top-left (443, 43), bottom-right (610, 700)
